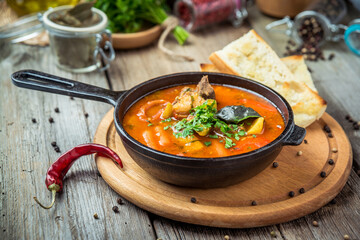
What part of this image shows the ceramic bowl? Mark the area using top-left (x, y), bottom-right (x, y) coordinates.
top-left (111, 25), bottom-right (162, 49)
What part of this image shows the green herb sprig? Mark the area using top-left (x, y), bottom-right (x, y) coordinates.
top-left (94, 0), bottom-right (189, 45)
top-left (173, 101), bottom-right (245, 148)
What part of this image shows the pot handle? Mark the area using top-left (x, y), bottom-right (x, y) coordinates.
top-left (11, 69), bottom-right (124, 106)
top-left (283, 125), bottom-right (306, 146)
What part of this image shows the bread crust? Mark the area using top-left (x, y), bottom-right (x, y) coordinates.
top-left (200, 63), bottom-right (220, 72)
top-left (208, 53), bottom-right (237, 75)
top-left (203, 30), bottom-right (327, 128)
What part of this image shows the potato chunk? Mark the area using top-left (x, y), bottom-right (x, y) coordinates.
top-left (196, 125), bottom-right (211, 136)
top-left (161, 103), bottom-right (173, 119)
top-left (247, 117), bottom-right (264, 135)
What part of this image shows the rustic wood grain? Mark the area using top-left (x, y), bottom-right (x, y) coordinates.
top-left (0, 45), bottom-right (155, 239)
top-left (1, 1), bottom-right (360, 239)
top-left (105, 5), bottom-right (360, 239)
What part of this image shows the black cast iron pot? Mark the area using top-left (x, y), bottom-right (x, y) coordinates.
top-left (11, 70), bottom-right (306, 188)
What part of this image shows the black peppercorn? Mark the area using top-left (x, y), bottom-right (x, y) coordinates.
top-left (272, 162), bottom-right (279, 168)
top-left (51, 141), bottom-right (57, 147)
top-left (31, 118), bottom-right (37, 123)
top-left (54, 146), bottom-right (60, 153)
top-left (289, 191), bottom-right (295, 197)
top-left (299, 188), bottom-right (305, 194)
top-left (191, 197), bottom-right (197, 203)
top-left (304, 139), bottom-right (308, 144)
top-left (117, 198), bottom-right (124, 205)
top-left (323, 125), bottom-right (331, 133)
top-left (70, 96), bottom-right (74, 100)
top-left (251, 201), bottom-right (257, 206)
top-left (112, 206), bottom-right (119, 213)
top-left (54, 107), bottom-right (60, 113)
top-left (328, 159), bottom-right (335, 165)
top-left (85, 113), bottom-right (89, 118)
top-left (49, 117), bottom-right (54, 123)
top-left (328, 133), bottom-right (333, 138)
top-left (320, 171), bottom-right (326, 178)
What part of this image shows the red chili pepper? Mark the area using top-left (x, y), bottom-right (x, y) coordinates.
top-left (34, 143), bottom-right (123, 209)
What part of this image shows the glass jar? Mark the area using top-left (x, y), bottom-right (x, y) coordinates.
top-left (174, 0), bottom-right (248, 32)
top-left (41, 5), bottom-right (115, 73)
top-left (0, 13), bottom-right (43, 60)
top-left (266, 0), bottom-right (348, 46)
top-left (305, 0), bottom-right (347, 24)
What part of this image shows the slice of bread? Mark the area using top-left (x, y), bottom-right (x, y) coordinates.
top-left (206, 30), bottom-right (326, 128)
top-left (281, 55), bottom-right (317, 92)
top-left (201, 55), bottom-right (318, 92)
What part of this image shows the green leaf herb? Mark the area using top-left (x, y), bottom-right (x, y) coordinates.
top-left (209, 134), bottom-right (218, 139)
top-left (94, 0), bottom-right (189, 45)
top-left (225, 138), bottom-right (236, 149)
top-left (161, 118), bottom-right (172, 123)
top-left (172, 100), bottom-right (253, 149)
top-left (163, 125), bottom-right (171, 130)
top-left (204, 141), bottom-right (212, 147)
top-left (216, 105), bottom-right (261, 124)
top-left (146, 120), bottom-right (153, 126)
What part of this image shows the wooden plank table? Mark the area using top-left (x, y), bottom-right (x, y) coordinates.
top-left (1, 2), bottom-right (360, 239)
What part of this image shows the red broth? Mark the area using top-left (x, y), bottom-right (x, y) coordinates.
top-left (123, 85), bottom-right (284, 158)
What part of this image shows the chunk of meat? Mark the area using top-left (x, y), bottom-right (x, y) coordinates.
top-left (172, 76), bottom-right (215, 116)
top-left (196, 75), bottom-right (215, 100)
top-left (172, 88), bottom-right (194, 115)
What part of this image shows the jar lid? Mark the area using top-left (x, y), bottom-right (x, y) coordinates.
top-left (0, 13), bottom-right (43, 43)
top-left (344, 23), bottom-right (360, 56)
top-left (42, 5), bottom-right (108, 34)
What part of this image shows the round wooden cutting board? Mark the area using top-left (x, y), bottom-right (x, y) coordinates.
top-left (94, 110), bottom-right (352, 228)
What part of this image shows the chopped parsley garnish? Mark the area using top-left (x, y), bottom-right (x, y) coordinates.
top-left (171, 101), bottom-right (258, 149)
top-left (161, 118), bottom-right (172, 123)
top-left (209, 134), bottom-right (218, 139)
top-left (164, 125), bottom-right (171, 130)
top-left (225, 138), bottom-right (236, 148)
top-left (146, 120), bottom-right (153, 126)
top-left (173, 100), bottom-right (217, 138)
top-left (239, 130), bottom-right (246, 136)
top-left (253, 134), bottom-right (257, 138)
top-left (225, 132), bottom-right (233, 138)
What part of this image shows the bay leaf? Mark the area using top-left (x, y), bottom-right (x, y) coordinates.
top-left (216, 105), bottom-right (261, 124)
